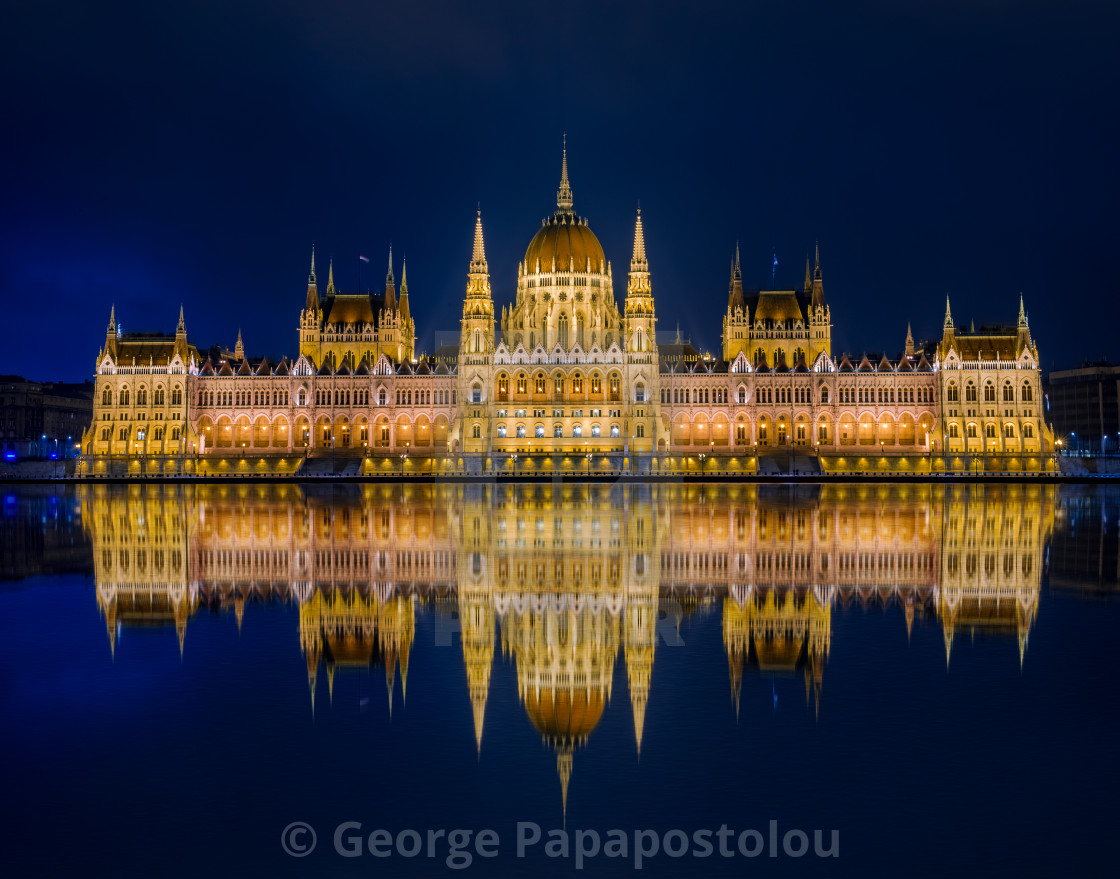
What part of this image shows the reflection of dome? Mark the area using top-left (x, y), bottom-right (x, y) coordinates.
top-left (524, 214), bottom-right (606, 275)
top-left (524, 687), bottom-right (605, 742)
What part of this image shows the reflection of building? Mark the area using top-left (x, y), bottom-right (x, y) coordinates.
top-left (83, 482), bottom-right (1055, 809)
top-left (81, 145), bottom-right (1054, 475)
top-left (1049, 488), bottom-right (1120, 595)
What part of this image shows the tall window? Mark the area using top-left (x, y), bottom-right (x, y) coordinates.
top-left (516, 373), bottom-right (527, 395)
top-left (577, 313), bottom-right (585, 348)
top-left (535, 374), bottom-right (546, 394)
top-left (966, 383), bottom-right (977, 402)
top-left (984, 382), bottom-right (996, 402)
top-left (1022, 382), bottom-right (1033, 402)
top-left (635, 382), bottom-right (645, 403)
top-left (559, 313), bottom-right (569, 348)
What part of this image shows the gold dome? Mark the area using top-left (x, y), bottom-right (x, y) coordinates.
top-left (524, 687), bottom-right (605, 742)
top-left (524, 215), bottom-right (606, 275)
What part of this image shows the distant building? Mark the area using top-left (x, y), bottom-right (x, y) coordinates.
top-left (0, 375), bottom-right (93, 459)
top-left (1044, 362), bottom-right (1120, 453)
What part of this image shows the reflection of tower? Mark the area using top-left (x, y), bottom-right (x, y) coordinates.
top-left (298, 590), bottom-right (415, 714)
top-left (456, 493), bottom-right (495, 752)
top-left (723, 588), bottom-right (832, 717)
top-left (624, 500), bottom-right (657, 754)
top-left (84, 486), bottom-right (196, 657)
top-left (938, 485), bottom-right (1052, 667)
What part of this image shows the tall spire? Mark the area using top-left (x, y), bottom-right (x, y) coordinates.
top-left (384, 245), bottom-right (397, 310)
top-left (814, 241), bottom-right (821, 279)
top-left (810, 242), bottom-right (825, 309)
top-left (234, 329), bottom-right (244, 361)
top-left (399, 257), bottom-right (411, 324)
top-left (631, 206), bottom-right (647, 266)
top-left (176, 305), bottom-right (186, 335)
top-left (1018, 293), bottom-right (1028, 328)
top-left (905, 322), bottom-right (914, 357)
top-left (556, 133), bottom-right (573, 212)
top-left (326, 259), bottom-right (335, 294)
top-left (471, 209), bottom-right (488, 274)
top-left (803, 254), bottom-right (812, 294)
top-left (728, 244), bottom-right (744, 311)
top-left (944, 296), bottom-right (954, 329)
top-left (305, 246), bottom-right (319, 312)
top-left (107, 305), bottom-right (116, 333)
top-left (308, 244), bottom-right (317, 285)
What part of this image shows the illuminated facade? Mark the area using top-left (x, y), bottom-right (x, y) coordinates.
top-left (80, 145), bottom-right (1054, 474)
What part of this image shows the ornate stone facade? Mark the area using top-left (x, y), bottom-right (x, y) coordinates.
top-left (79, 145), bottom-right (1055, 474)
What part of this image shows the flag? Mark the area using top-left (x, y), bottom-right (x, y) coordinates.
top-left (359, 255), bottom-right (370, 263)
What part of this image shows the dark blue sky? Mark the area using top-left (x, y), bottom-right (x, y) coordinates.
top-left (3, 0), bottom-right (1117, 380)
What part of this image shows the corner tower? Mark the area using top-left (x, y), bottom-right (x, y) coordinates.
top-left (457, 210), bottom-right (496, 457)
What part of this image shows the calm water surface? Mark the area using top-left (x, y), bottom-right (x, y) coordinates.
top-left (2, 482), bottom-right (1118, 877)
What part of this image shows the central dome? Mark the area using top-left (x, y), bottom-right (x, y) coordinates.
top-left (524, 214), bottom-right (606, 275)
top-left (524, 686), bottom-right (606, 742)
top-left (523, 139), bottom-right (607, 275)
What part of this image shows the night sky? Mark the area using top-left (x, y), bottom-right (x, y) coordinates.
top-left (3, 0), bottom-right (1117, 381)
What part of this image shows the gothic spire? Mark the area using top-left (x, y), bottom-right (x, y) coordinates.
top-left (234, 328), bottom-right (244, 361)
top-left (631, 206), bottom-right (647, 266)
top-left (326, 259), bottom-right (335, 294)
top-left (803, 254), bottom-right (812, 294)
top-left (399, 258), bottom-right (411, 324)
top-left (944, 296), bottom-right (954, 328)
top-left (107, 305), bottom-right (116, 333)
top-left (1018, 293), bottom-right (1028, 328)
top-left (905, 322), bottom-right (914, 356)
top-left (384, 245), bottom-right (397, 310)
top-left (471, 209), bottom-right (488, 273)
top-left (728, 244), bottom-right (744, 311)
top-left (176, 305), bottom-right (186, 335)
top-left (813, 241), bottom-right (821, 280)
top-left (556, 133), bottom-right (573, 212)
top-left (308, 244), bottom-right (317, 285)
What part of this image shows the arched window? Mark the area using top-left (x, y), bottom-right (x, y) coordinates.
top-left (793, 347), bottom-right (806, 366)
top-left (497, 425), bottom-right (507, 438)
top-left (535, 424), bottom-right (545, 438)
top-left (516, 424), bottom-right (526, 438)
top-left (171, 385), bottom-right (181, 406)
top-left (472, 384), bottom-right (482, 404)
top-left (635, 382), bottom-right (645, 403)
top-left (819, 387), bottom-right (829, 404)
top-left (101, 387), bottom-right (112, 406)
top-left (572, 374), bottom-right (583, 395)
top-left (559, 313), bottom-right (569, 348)
top-left (967, 423), bottom-right (978, 438)
top-left (1022, 382), bottom-right (1033, 402)
top-left (298, 389), bottom-right (307, 406)
top-left (984, 382), bottom-right (995, 402)
top-left (1004, 423), bottom-right (1015, 438)
top-left (1024, 423), bottom-right (1034, 438)
top-left (949, 423), bottom-right (959, 438)
top-left (737, 386), bottom-right (747, 404)
top-left (378, 388), bottom-right (387, 406)
top-left (1003, 383), bottom-right (1014, 402)
top-left (610, 424), bottom-right (620, 438)
top-left (754, 348), bottom-right (766, 367)
top-left (591, 424), bottom-right (601, 438)
top-left (577, 313), bottom-right (585, 348)
top-left (137, 387), bottom-right (147, 406)
top-left (119, 388), bottom-right (130, 406)
top-left (497, 374), bottom-right (509, 400)
top-left (554, 424), bottom-right (563, 438)
top-left (516, 373), bottom-right (527, 395)
top-left (947, 383), bottom-right (959, 403)
top-left (590, 374), bottom-right (602, 395)
top-left (609, 373), bottom-right (621, 400)
top-left (573, 424), bottom-right (583, 438)
top-left (472, 424), bottom-right (481, 438)
top-left (985, 423), bottom-right (996, 438)
top-left (965, 383), bottom-right (977, 402)
top-left (535, 373), bottom-right (546, 394)
top-left (774, 348), bottom-right (786, 367)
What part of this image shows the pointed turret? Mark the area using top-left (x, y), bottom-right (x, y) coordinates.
top-left (1017, 293), bottom-right (1032, 354)
top-left (304, 246), bottom-right (319, 312)
top-left (234, 329), bottom-right (244, 361)
top-left (176, 305), bottom-right (186, 336)
top-left (384, 246), bottom-right (396, 310)
top-left (556, 134), bottom-right (574, 213)
top-left (107, 304), bottom-right (116, 334)
top-left (803, 254), bottom-right (812, 294)
top-left (810, 242), bottom-right (825, 309)
top-left (728, 243), bottom-right (744, 311)
top-left (905, 323), bottom-right (915, 357)
top-left (399, 258), bottom-right (411, 325)
top-left (326, 259), bottom-right (335, 295)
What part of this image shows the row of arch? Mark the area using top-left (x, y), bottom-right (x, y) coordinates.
top-left (946, 379), bottom-right (1035, 403)
top-left (195, 413), bottom-right (452, 450)
top-left (669, 411), bottom-right (938, 448)
top-left (100, 383), bottom-right (183, 407)
top-left (495, 369), bottom-right (624, 402)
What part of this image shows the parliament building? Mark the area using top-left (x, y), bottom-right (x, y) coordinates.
top-left (80, 146), bottom-right (1055, 475)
